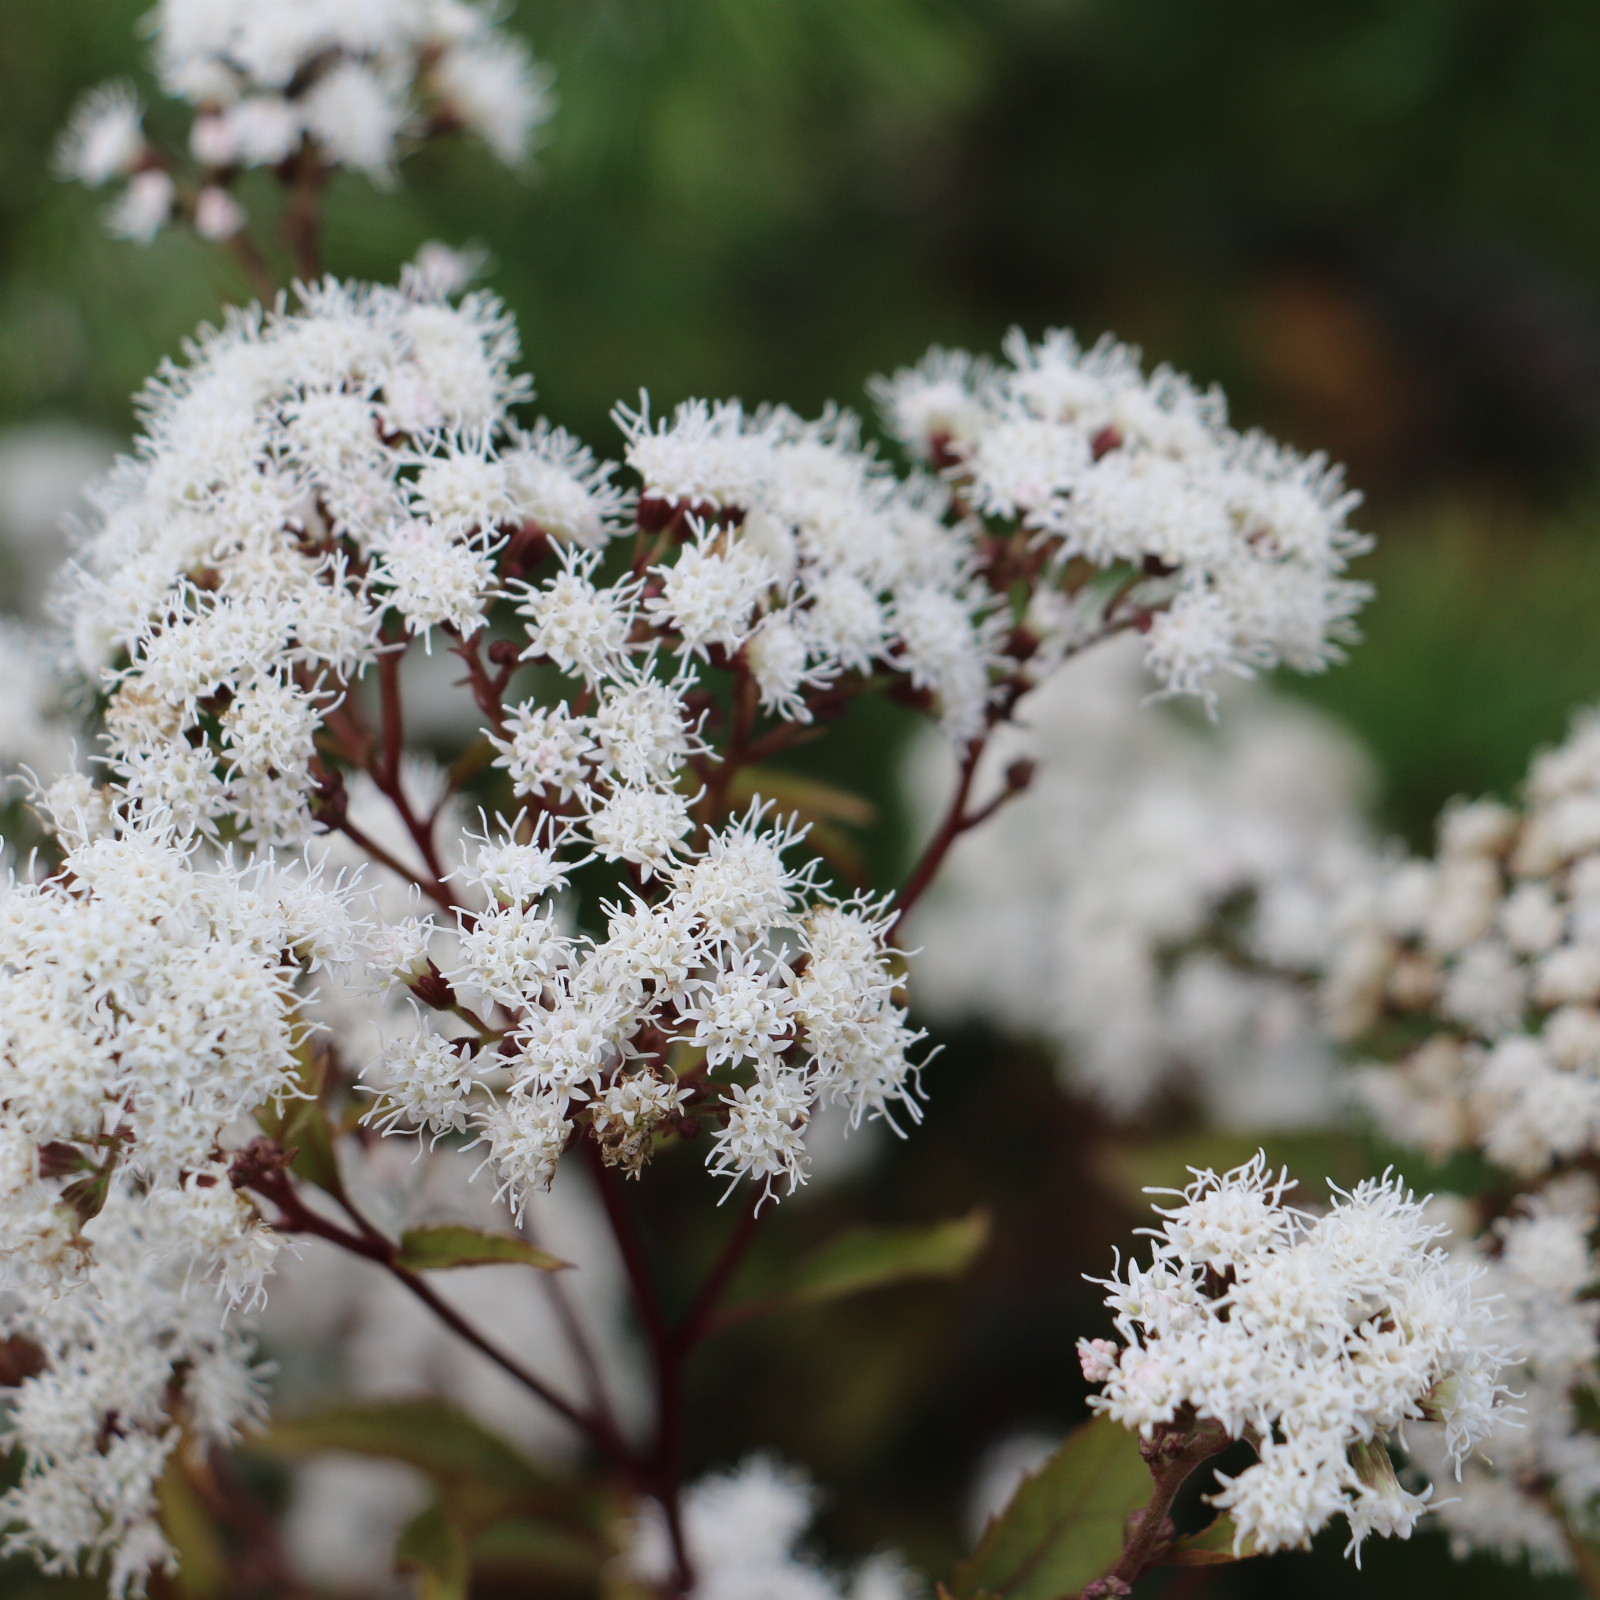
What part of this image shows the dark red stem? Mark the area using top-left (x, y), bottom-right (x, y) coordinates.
top-left (245, 1162), bottom-right (628, 1462)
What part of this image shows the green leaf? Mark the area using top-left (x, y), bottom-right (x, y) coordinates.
top-left (949, 1415), bottom-right (1151, 1600)
top-left (256, 1038), bottom-right (346, 1199)
top-left (1169, 1514), bottom-right (1255, 1565)
top-left (469, 1517), bottom-right (606, 1584)
top-left (729, 1210), bottom-right (990, 1323)
top-left (60, 1154), bottom-right (117, 1231)
top-left (155, 1457), bottom-right (229, 1600)
top-left (397, 1223), bottom-right (569, 1274)
top-left (275, 1093), bottom-right (345, 1196)
top-left (249, 1399), bottom-right (548, 1498)
top-left (1094, 1131), bottom-right (1371, 1214)
top-left (397, 1501), bottom-right (468, 1600)
top-left (728, 766), bottom-right (877, 829)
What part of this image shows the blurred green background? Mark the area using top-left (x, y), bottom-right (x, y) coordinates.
top-left (4, 1), bottom-right (1600, 1596)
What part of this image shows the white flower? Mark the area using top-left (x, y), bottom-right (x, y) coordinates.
top-left (368, 1023), bottom-right (477, 1137)
top-left (516, 551), bottom-right (640, 685)
top-left (476, 1088), bottom-right (573, 1215)
top-left (491, 701), bottom-right (597, 802)
top-left (105, 170), bottom-right (175, 243)
top-left (302, 60), bottom-right (408, 178)
top-left (671, 802), bottom-right (811, 943)
top-left (904, 636), bottom-right (1374, 1126)
top-left (647, 527), bottom-right (774, 659)
top-left (708, 1067), bottom-right (814, 1203)
top-left (193, 185), bottom-right (246, 242)
top-left (375, 518), bottom-right (498, 639)
top-left (591, 673), bottom-right (704, 790)
top-left (584, 786), bottom-right (693, 878)
top-left (0, 1178), bottom-right (270, 1593)
top-left (451, 900), bottom-right (566, 1007)
top-left (221, 96), bottom-right (304, 165)
top-left (628, 1457), bottom-right (910, 1600)
top-left (54, 82), bottom-right (145, 185)
top-left (112, 0), bottom-right (557, 201)
top-left (434, 33), bottom-right (555, 167)
top-left (682, 949), bottom-right (797, 1072)
top-left (1085, 1155), bottom-right (1509, 1560)
top-left (502, 421), bottom-right (630, 548)
top-left (1331, 699), bottom-right (1600, 1175)
top-left (406, 239), bottom-right (486, 299)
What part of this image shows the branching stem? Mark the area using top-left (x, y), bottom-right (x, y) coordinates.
top-left (1087, 1415), bottom-right (1230, 1596)
top-left (243, 1157), bottom-right (631, 1464)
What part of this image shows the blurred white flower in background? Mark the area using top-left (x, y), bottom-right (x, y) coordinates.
top-left (0, 422), bottom-right (116, 614)
top-left (905, 634), bottom-right (1378, 1127)
top-left (627, 1455), bottom-right (921, 1600)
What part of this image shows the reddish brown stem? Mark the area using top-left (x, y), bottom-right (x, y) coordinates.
top-left (223, 227), bottom-right (280, 303)
top-left (377, 643), bottom-right (406, 791)
top-left (581, 1138), bottom-right (694, 1593)
top-left (1091, 1417), bottom-right (1230, 1595)
top-left (450, 629), bottom-right (515, 734)
top-left (246, 1163), bottom-right (630, 1462)
top-left (671, 1194), bottom-right (766, 1357)
top-left (331, 814), bottom-right (456, 913)
top-left (697, 662), bottom-right (758, 842)
top-left (282, 152), bottom-right (327, 282)
top-left (891, 737), bottom-right (986, 930)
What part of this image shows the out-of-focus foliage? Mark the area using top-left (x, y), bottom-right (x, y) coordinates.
top-left (7, 1), bottom-right (1600, 1596)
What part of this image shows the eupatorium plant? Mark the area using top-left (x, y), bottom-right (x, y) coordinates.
top-left (0, 5), bottom-right (1523, 1597)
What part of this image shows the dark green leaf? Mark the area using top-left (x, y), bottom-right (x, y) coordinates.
top-left (397, 1500), bottom-right (468, 1600)
top-left (60, 1154), bottom-right (117, 1231)
top-left (469, 1517), bottom-right (606, 1584)
top-left (728, 766), bottom-right (877, 828)
top-left (257, 1040), bottom-right (346, 1199)
top-left (155, 1457), bottom-right (228, 1600)
top-left (729, 1210), bottom-right (990, 1323)
top-left (1169, 1513), bottom-right (1255, 1565)
top-left (949, 1415), bottom-right (1151, 1600)
top-left (396, 1223), bottom-right (569, 1273)
top-left (249, 1399), bottom-right (548, 1498)
top-left (1094, 1131), bottom-right (1371, 1214)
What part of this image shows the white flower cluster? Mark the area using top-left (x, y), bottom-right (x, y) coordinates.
top-left (0, 820), bottom-right (358, 1587)
top-left (1079, 1155), bottom-right (1507, 1559)
top-left (1406, 1186), bottom-right (1600, 1574)
top-left (379, 802), bottom-right (926, 1210)
top-left (1315, 709), bottom-right (1600, 1572)
top-left (906, 637), bottom-right (1376, 1125)
top-left (0, 271), bottom-right (1380, 1588)
top-left (56, 1), bottom-right (552, 242)
top-left (628, 1456), bottom-right (916, 1600)
top-left (0, 1178), bottom-right (270, 1598)
top-left (615, 396), bottom-right (1006, 743)
top-left (1329, 708), bottom-right (1600, 1176)
top-left (872, 331), bottom-right (1372, 705)
top-left (0, 821), bottom-right (357, 1288)
top-left (58, 275), bottom-right (564, 848)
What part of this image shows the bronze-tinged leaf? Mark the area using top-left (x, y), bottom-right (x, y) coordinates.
top-left (396, 1223), bottom-right (569, 1274)
top-left (949, 1415), bottom-right (1151, 1600)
